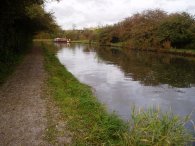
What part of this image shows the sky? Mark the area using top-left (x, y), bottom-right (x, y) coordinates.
top-left (45, 0), bottom-right (195, 30)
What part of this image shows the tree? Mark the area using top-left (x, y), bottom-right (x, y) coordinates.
top-left (0, 0), bottom-right (59, 58)
top-left (157, 12), bottom-right (195, 48)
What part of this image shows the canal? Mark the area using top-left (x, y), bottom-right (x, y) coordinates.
top-left (56, 43), bottom-right (195, 122)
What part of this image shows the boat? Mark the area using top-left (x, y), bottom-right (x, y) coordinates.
top-left (54, 38), bottom-right (71, 43)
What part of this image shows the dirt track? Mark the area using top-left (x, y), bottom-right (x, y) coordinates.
top-left (0, 47), bottom-right (48, 145)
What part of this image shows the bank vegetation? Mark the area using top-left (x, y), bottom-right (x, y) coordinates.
top-left (49, 10), bottom-right (195, 56)
top-left (43, 42), bottom-right (194, 145)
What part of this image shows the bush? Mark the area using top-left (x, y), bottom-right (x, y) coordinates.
top-left (120, 107), bottom-right (194, 146)
top-left (96, 10), bottom-right (195, 50)
top-left (157, 12), bottom-right (195, 49)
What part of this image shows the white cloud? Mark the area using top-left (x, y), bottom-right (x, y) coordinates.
top-left (45, 0), bottom-right (195, 29)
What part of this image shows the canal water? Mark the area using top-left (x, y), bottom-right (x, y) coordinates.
top-left (56, 43), bottom-right (195, 122)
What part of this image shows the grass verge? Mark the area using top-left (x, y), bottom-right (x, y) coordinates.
top-left (71, 39), bottom-right (195, 57)
top-left (121, 108), bottom-right (194, 146)
top-left (43, 42), bottom-right (126, 145)
top-left (42, 42), bottom-right (194, 145)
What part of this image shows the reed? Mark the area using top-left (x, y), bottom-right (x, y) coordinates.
top-left (120, 107), bottom-right (194, 146)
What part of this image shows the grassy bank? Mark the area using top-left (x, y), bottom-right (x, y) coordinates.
top-left (122, 108), bottom-right (194, 146)
top-left (43, 42), bottom-right (126, 145)
top-left (71, 40), bottom-right (98, 45)
top-left (71, 40), bottom-right (123, 48)
top-left (71, 40), bottom-right (90, 43)
top-left (118, 44), bottom-right (195, 57)
top-left (42, 42), bottom-right (194, 145)
top-left (61, 38), bottom-right (195, 57)
top-left (73, 40), bottom-right (195, 57)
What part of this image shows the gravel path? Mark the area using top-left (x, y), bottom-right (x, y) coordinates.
top-left (0, 47), bottom-right (48, 146)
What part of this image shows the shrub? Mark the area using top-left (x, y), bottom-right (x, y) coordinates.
top-left (120, 107), bottom-right (194, 146)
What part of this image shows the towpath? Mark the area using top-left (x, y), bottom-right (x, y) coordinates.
top-left (0, 46), bottom-right (71, 145)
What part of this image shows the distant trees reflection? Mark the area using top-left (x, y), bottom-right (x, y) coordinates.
top-left (94, 46), bottom-right (195, 88)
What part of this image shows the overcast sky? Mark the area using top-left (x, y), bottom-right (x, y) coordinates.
top-left (45, 0), bottom-right (195, 30)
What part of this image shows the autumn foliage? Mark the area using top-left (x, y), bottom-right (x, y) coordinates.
top-left (98, 10), bottom-right (195, 50)
top-left (0, 0), bottom-right (59, 58)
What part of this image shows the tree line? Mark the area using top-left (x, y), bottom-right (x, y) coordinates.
top-left (0, 0), bottom-right (59, 61)
top-left (98, 10), bottom-right (195, 50)
top-left (0, 0), bottom-right (59, 83)
top-left (60, 10), bottom-right (195, 50)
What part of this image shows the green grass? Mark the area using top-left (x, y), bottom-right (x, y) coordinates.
top-left (71, 40), bottom-right (98, 45)
top-left (43, 42), bottom-right (126, 145)
top-left (42, 42), bottom-right (194, 145)
top-left (71, 40), bottom-right (90, 43)
top-left (121, 107), bottom-right (194, 146)
top-left (169, 48), bottom-right (195, 55)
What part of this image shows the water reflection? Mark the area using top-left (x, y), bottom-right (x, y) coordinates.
top-left (96, 47), bottom-right (195, 88)
top-left (56, 43), bottom-right (195, 121)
